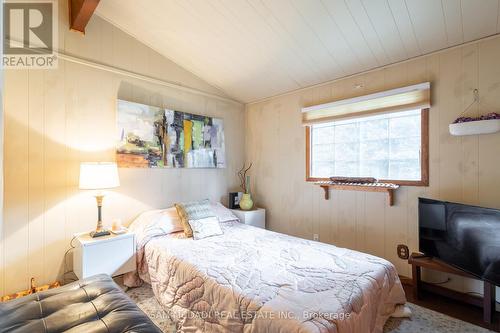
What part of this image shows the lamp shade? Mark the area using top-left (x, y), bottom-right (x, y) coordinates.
top-left (79, 162), bottom-right (120, 190)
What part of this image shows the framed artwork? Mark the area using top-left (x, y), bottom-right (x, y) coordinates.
top-left (228, 192), bottom-right (243, 209)
top-left (116, 100), bottom-right (226, 168)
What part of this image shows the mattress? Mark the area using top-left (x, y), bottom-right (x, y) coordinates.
top-left (126, 221), bottom-right (406, 333)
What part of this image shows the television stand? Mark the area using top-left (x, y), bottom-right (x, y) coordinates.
top-left (409, 252), bottom-right (497, 324)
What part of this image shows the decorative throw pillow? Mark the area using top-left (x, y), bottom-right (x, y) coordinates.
top-left (175, 199), bottom-right (215, 237)
top-left (188, 216), bottom-right (223, 240)
top-left (210, 202), bottom-right (239, 223)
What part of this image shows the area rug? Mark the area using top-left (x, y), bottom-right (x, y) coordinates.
top-left (126, 284), bottom-right (493, 333)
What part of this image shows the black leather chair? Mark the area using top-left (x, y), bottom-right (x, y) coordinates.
top-left (0, 274), bottom-right (162, 333)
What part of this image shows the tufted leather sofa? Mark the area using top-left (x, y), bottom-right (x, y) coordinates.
top-left (0, 274), bottom-right (162, 333)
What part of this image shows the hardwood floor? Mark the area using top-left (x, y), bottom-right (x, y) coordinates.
top-left (403, 284), bottom-right (500, 332)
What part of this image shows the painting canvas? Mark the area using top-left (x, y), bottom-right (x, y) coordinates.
top-left (116, 100), bottom-right (225, 168)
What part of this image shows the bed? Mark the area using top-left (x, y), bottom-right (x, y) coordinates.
top-left (125, 208), bottom-right (407, 333)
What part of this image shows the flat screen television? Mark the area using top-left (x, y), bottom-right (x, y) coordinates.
top-left (419, 197), bottom-right (500, 286)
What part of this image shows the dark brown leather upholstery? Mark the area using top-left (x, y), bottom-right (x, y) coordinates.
top-left (0, 274), bottom-right (162, 333)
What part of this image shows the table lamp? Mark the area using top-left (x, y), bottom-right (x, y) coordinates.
top-left (79, 162), bottom-right (120, 237)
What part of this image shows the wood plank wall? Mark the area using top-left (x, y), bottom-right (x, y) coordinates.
top-left (1, 1), bottom-right (244, 295)
top-left (246, 36), bottom-right (500, 302)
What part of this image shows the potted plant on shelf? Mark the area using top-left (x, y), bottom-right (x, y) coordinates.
top-left (238, 163), bottom-right (253, 210)
top-left (449, 112), bottom-right (500, 136)
top-left (449, 89), bottom-right (500, 136)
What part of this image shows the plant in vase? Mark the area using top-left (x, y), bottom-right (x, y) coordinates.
top-left (238, 163), bottom-right (253, 210)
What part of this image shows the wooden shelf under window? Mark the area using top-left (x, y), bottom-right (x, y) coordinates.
top-left (315, 181), bottom-right (399, 206)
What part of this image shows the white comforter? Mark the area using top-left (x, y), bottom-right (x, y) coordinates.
top-left (126, 221), bottom-right (406, 333)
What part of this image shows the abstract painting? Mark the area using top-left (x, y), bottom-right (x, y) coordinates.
top-left (116, 100), bottom-right (225, 168)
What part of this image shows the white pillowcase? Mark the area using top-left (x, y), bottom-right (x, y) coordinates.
top-left (129, 207), bottom-right (183, 235)
top-left (210, 202), bottom-right (239, 223)
top-left (188, 216), bottom-right (223, 240)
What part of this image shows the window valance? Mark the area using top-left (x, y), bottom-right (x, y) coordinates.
top-left (302, 82), bottom-right (430, 125)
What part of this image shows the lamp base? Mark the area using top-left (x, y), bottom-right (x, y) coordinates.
top-left (90, 229), bottom-right (111, 238)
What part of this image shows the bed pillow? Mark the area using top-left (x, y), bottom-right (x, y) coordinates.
top-left (128, 207), bottom-right (183, 237)
top-left (210, 202), bottom-right (239, 223)
top-left (188, 216), bottom-right (223, 240)
top-left (175, 199), bottom-right (215, 237)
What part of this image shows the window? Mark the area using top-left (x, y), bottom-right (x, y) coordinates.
top-left (306, 109), bottom-right (429, 186)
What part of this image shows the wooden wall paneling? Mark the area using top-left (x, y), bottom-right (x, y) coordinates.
top-left (476, 35), bottom-right (500, 303)
top-left (363, 193), bottom-right (386, 259)
top-left (385, 186), bottom-right (409, 276)
top-left (404, 58), bottom-right (428, 262)
top-left (274, 97), bottom-right (293, 237)
top-left (43, 60), bottom-right (68, 284)
top-left (437, 48), bottom-right (463, 204)
top-left (264, 101), bottom-right (284, 232)
top-left (354, 191), bottom-right (366, 252)
top-left (336, 191), bottom-right (357, 249)
top-left (3, 69), bottom-right (29, 293)
top-left (425, 54), bottom-right (441, 200)
top-left (326, 80), bottom-right (348, 245)
top-left (498, 2), bottom-right (500, 33)
top-left (27, 70), bottom-right (45, 285)
top-left (383, 64), bottom-right (410, 276)
top-left (298, 91), bottom-right (314, 240)
top-left (314, 84), bottom-right (333, 244)
top-left (429, 49), bottom-right (467, 292)
top-left (0, 0), bottom-right (3, 297)
top-left (461, 44), bottom-right (480, 206)
top-left (64, 61), bottom-right (85, 247)
top-left (477, 37), bottom-right (500, 209)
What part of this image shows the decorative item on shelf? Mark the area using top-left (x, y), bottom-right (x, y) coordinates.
top-left (1, 278), bottom-right (60, 302)
top-left (79, 162), bottom-right (120, 238)
top-left (111, 218), bottom-right (128, 235)
top-left (449, 89), bottom-right (500, 136)
top-left (228, 192), bottom-right (243, 209)
top-left (237, 163), bottom-right (253, 210)
top-left (329, 177), bottom-right (377, 184)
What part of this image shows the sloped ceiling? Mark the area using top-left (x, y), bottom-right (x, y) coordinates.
top-left (96, 0), bottom-right (500, 103)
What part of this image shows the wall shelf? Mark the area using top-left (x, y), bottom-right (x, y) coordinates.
top-left (315, 181), bottom-right (399, 206)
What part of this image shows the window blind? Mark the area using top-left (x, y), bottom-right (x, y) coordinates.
top-left (302, 82), bottom-right (430, 125)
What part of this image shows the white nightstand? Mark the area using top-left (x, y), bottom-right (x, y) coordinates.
top-left (231, 208), bottom-right (266, 229)
top-left (73, 232), bottom-right (136, 280)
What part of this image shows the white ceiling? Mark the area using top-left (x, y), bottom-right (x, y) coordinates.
top-left (96, 0), bottom-right (500, 103)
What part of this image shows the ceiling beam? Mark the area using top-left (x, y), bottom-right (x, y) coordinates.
top-left (69, 0), bottom-right (101, 34)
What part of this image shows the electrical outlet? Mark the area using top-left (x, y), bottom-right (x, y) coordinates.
top-left (313, 234), bottom-right (319, 241)
top-left (397, 244), bottom-right (409, 260)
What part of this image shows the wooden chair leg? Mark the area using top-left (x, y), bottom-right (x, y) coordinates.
top-left (483, 281), bottom-right (495, 324)
top-left (412, 264), bottom-right (421, 300)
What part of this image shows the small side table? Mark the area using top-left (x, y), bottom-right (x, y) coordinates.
top-left (73, 232), bottom-right (136, 280)
top-left (409, 252), bottom-right (496, 324)
top-left (230, 208), bottom-right (266, 229)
